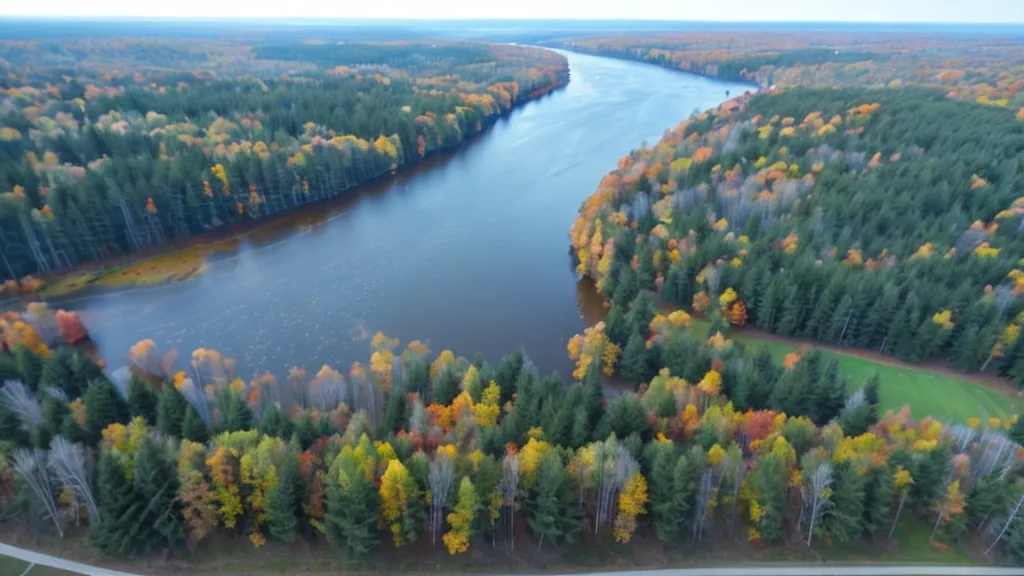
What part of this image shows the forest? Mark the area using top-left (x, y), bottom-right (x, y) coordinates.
top-left (570, 86), bottom-right (1024, 391)
top-left (0, 294), bottom-right (1023, 566)
top-left (0, 39), bottom-right (569, 285)
top-left (563, 31), bottom-right (1024, 107)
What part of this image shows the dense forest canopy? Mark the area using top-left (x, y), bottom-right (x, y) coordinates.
top-left (1, 299), bottom-right (1023, 562)
top-left (0, 39), bottom-right (569, 284)
top-left (563, 32), bottom-right (1024, 106)
top-left (570, 86), bottom-right (1024, 386)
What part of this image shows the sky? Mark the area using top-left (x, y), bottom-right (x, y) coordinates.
top-left (1, 0), bottom-right (1023, 22)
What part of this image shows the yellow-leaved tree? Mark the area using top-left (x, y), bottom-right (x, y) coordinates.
top-left (443, 477), bottom-right (480, 554)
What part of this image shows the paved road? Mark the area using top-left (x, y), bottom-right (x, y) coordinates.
top-left (3, 541), bottom-right (1024, 576)
top-left (0, 543), bottom-right (140, 576)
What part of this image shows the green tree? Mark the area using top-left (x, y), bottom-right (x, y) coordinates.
top-left (84, 379), bottom-right (128, 444)
top-left (127, 375), bottom-right (158, 425)
top-left (267, 452), bottom-right (304, 543)
top-left (526, 450), bottom-right (581, 549)
top-left (156, 385), bottom-right (187, 438)
top-left (321, 450), bottom-right (380, 556)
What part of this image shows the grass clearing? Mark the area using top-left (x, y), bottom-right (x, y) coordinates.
top-left (688, 318), bottom-right (1024, 423)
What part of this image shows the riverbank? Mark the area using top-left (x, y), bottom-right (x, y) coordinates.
top-left (2, 81), bottom-right (571, 307)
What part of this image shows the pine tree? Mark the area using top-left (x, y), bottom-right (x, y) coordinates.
top-left (84, 379), bottom-right (128, 444)
top-left (619, 332), bottom-right (650, 383)
top-left (14, 345), bottom-right (43, 392)
top-left (127, 375), bottom-right (158, 425)
top-left (267, 452), bottom-right (304, 543)
top-left (181, 407), bottom-right (208, 443)
top-left (91, 451), bottom-right (139, 557)
top-left (132, 436), bottom-right (182, 552)
top-left (861, 464), bottom-right (893, 537)
top-left (624, 291), bottom-right (657, 338)
top-left (156, 385), bottom-right (186, 438)
top-left (40, 347), bottom-right (76, 397)
top-left (432, 369), bottom-right (460, 406)
top-left (258, 402), bottom-right (293, 439)
top-left (526, 450), bottom-right (581, 549)
top-left (322, 450), bottom-right (380, 556)
top-left (384, 382), bottom-right (409, 435)
top-left (604, 302), bottom-right (629, 347)
top-left (648, 443), bottom-right (689, 542)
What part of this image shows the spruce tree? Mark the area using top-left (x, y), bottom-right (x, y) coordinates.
top-left (604, 302), bottom-right (629, 347)
top-left (127, 375), bottom-right (158, 425)
top-left (132, 436), bottom-right (183, 553)
top-left (40, 347), bottom-right (75, 397)
top-left (432, 368), bottom-right (460, 406)
top-left (181, 407), bottom-right (208, 443)
top-left (156, 385), bottom-right (186, 438)
top-left (14, 345), bottom-right (43, 392)
top-left (267, 453), bottom-right (304, 543)
top-left (822, 460), bottom-right (865, 543)
top-left (258, 402), bottom-right (293, 439)
top-left (91, 451), bottom-right (139, 557)
top-left (861, 465), bottom-right (893, 537)
top-left (648, 443), bottom-right (689, 542)
top-left (619, 332), bottom-right (650, 383)
top-left (321, 451), bottom-right (380, 556)
top-left (84, 379), bottom-right (128, 444)
top-left (526, 450), bottom-right (581, 549)
top-left (625, 291), bottom-right (657, 337)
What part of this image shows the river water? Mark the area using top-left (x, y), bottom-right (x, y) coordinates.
top-left (61, 51), bottom-right (749, 379)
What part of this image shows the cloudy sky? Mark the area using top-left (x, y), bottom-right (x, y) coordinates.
top-left (0, 0), bottom-right (1021, 23)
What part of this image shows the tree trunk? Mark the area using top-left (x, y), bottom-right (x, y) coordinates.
top-left (985, 493), bottom-right (1024, 555)
top-left (889, 491), bottom-right (906, 539)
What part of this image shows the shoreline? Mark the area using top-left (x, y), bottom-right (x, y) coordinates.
top-left (2, 79), bottom-right (570, 306)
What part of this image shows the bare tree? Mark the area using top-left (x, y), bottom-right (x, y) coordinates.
top-left (47, 436), bottom-right (99, 525)
top-left (986, 492), bottom-right (1024, 555)
top-left (500, 453), bottom-right (520, 549)
top-left (1, 380), bottom-right (45, 435)
top-left (12, 448), bottom-right (62, 537)
top-left (428, 453), bottom-right (456, 547)
top-left (800, 456), bottom-right (833, 546)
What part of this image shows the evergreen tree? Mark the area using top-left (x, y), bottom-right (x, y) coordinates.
top-left (619, 332), bottom-right (650, 383)
top-left (648, 443), bottom-right (690, 541)
top-left (14, 346), bottom-right (43, 392)
top-left (156, 385), bottom-right (187, 438)
top-left (40, 347), bottom-right (76, 397)
top-left (132, 436), bottom-right (183, 552)
top-left (624, 291), bottom-right (657, 338)
top-left (861, 465), bottom-right (893, 537)
top-left (526, 450), bottom-right (581, 549)
top-left (91, 451), bottom-right (138, 557)
top-left (432, 368), bottom-right (460, 406)
top-left (127, 375), bottom-right (158, 425)
top-left (321, 451), bottom-right (380, 556)
top-left (181, 407), bottom-right (208, 443)
top-left (604, 302), bottom-right (630, 347)
top-left (84, 379), bottom-right (128, 444)
top-left (267, 452), bottom-right (304, 543)
top-left (822, 460), bottom-right (865, 543)
top-left (258, 402), bottom-right (293, 439)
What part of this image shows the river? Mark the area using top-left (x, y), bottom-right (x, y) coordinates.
top-left (59, 50), bottom-right (750, 379)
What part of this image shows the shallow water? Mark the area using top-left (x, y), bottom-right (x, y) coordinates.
top-left (60, 51), bottom-right (749, 379)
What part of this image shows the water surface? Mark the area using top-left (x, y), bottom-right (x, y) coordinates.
top-left (63, 51), bottom-right (749, 378)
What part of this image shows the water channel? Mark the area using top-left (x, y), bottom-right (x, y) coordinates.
top-left (59, 50), bottom-right (750, 378)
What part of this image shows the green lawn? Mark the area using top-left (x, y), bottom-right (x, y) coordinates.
top-left (688, 319), bottom-right (1023, 423)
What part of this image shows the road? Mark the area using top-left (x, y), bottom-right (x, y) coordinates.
top-left (3, 541), bottom-right (1024, 576)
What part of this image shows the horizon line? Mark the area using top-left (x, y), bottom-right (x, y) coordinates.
top-left (2, 15), bottom-right (1024, 26)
